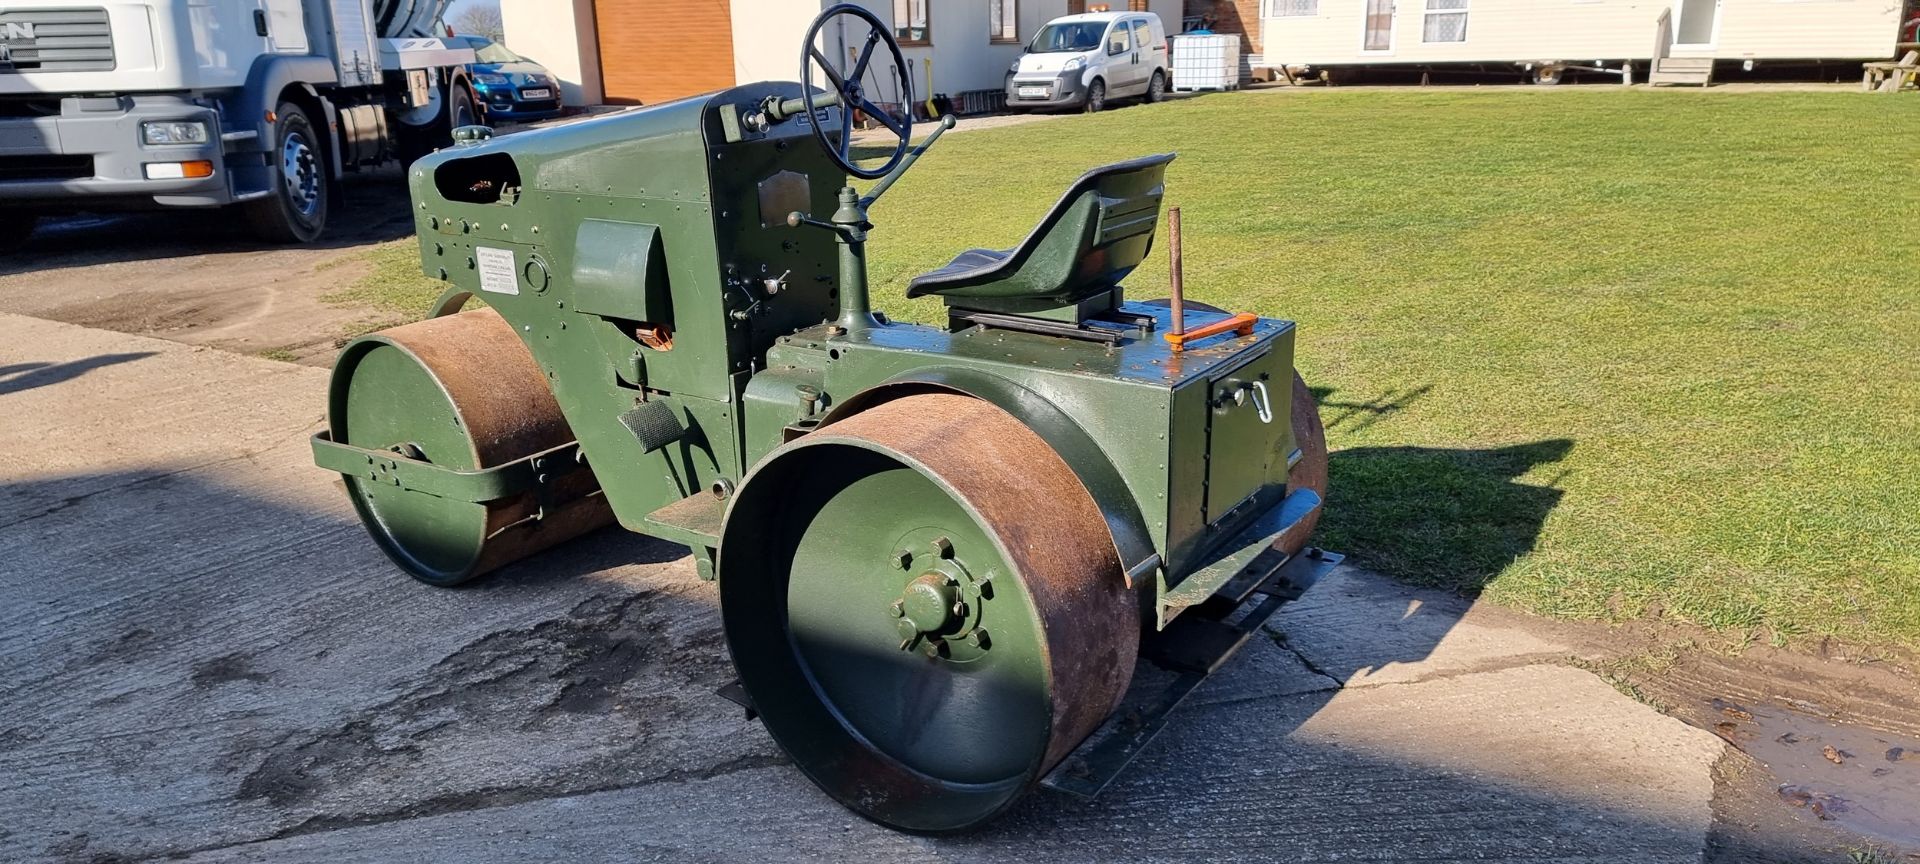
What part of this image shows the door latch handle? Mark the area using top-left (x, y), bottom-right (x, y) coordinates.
top-left (1248, 380), bottom-right (1273, 425)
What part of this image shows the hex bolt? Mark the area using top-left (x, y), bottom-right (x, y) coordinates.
top-left (889, 600), bottom-right (905, 618)
top-left (931, 536), bottom-right (954, 559)
top-left (893, 549), bottom-right (914, 570)
top-left (968, 629), bottom-right (991, 650)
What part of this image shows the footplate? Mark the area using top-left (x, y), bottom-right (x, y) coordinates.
top-left (1041, 547), bottom-right (1345, 799)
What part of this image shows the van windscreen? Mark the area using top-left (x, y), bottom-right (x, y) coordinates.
top-left (1029, 22), bottom-right (1105, 53)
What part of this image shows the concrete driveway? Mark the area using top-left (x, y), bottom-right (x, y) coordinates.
top-left (0, 309), bottom-right (1754, 863)
top-left (0, 171), bottom-right (417, 367)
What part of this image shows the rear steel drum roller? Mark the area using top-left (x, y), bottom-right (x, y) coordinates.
top-left (328, 308), bottom-right (613, 586)
top-left (718, 394), bottom-right (1139, 832)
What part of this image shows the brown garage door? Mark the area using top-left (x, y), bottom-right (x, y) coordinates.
top-left (594, 0), bottom-right (735, 105)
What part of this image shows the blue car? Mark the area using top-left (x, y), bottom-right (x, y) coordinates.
top-left (455, 36), bottom-right (565, 123)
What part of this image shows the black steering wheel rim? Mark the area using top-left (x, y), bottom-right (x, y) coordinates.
top-left (801, 4), bottom-right (913, 181)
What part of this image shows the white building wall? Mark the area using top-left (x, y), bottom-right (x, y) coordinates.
top-left (500, 0), bottom-right (602, 105)
top-left (1260, 0), bottom-right (1898, 66)
top-left (741, 0), bottom-right (1186, 101)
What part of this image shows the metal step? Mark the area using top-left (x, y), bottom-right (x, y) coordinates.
top-left (640, 492), bottom-right (725, 549)
top-left (1649, 70), bottom-right (1713, 86)
top-left (1657, 57), bottom-right (1713, 70)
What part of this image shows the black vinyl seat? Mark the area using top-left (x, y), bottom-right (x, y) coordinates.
top-left (906, 153), bottom-right (1176, 314)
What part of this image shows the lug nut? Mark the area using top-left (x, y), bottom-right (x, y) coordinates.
top-left (893, 549), bottom-right (913, 570)
top-left (889, 600), bottom-right (905, 618)
top-left (968, 629), bottom-right (991, 649)
top-left (931, 536), bottom-right (953, 559)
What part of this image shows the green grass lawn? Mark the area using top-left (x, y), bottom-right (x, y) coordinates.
top-left (342, 89), bottom-right (1920, 648)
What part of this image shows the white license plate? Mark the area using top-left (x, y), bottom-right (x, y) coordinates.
top-left (1017, 86), bottom-right (1049, 99)
top-left (520, 88), bottom-right (552, 99)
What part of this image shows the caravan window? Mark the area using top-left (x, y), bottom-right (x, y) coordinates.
top-left (1423, 0), bottom-right (1468, 42)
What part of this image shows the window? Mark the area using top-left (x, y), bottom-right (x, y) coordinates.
top-left (990, 0), bottom-right (1018, 43)
top-left (1106, 22), bottom-right (1132, 54)
top-left (1068, 1), bottom-right (1085, 13)
top-left (1422, 0), bottom-right (1468, 42)
top-left (1130, 18), bottom-right (1151, 50)
top-left (1266, 0), bottom-right (1318, 16)
top-left (1128, 0), bottom-right (1149, 10)
top-left (893, 0), bottom-right (930, 45)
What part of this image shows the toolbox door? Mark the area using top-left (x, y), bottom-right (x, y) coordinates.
top-left (1203, 344), bottom-right (1293, 523)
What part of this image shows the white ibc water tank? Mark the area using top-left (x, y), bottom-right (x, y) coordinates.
top-left (1171, 34), bottom-right (1241, 92)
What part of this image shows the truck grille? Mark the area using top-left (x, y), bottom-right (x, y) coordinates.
top-left (0, 154), bottom-right (92, 180)
top-left (0, 8), bottom-right (115, 73)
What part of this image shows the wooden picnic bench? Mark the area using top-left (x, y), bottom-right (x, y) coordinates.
top-left (1862, 50), bottom-right (1920, 92)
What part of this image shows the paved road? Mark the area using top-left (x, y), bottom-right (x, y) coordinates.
top-left (0, 312), bottom-right (1730, 863)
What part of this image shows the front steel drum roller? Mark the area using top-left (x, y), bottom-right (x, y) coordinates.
top-left (718, 394), bottom-right (1138, 832)
top-left (328, 307), bottom-right (612, 586)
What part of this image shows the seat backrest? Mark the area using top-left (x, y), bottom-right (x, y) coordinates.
top-left (906, 153), bottom-right (1175, 309)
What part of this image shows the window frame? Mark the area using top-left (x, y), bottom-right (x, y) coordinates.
top-left (1421, 0), bottom-right (1469, 43)
top-left (989, 0), bottom-right (1020, 43)
top-left (1105, 21), bottom-right (1133, 55)
top-left (893, 0), bottom-right (931, 46)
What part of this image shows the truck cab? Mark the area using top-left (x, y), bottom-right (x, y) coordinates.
top-left (0, 0), bottom-right (476, 245)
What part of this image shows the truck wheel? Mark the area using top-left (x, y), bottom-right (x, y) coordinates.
top-left (245, 102), bottom-right (328, 244)
top-left (448, 83), bottom-right (477, 131)
top-left (1085, 79), bottom-right (1106, 113)
top-left (0, 212), bottom-right (40, 253)
top-left (1147, 70), bottom-right (1168, 103)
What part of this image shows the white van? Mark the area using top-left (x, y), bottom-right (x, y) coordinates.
top-left (1004, 12), bottom-right (1169, 113)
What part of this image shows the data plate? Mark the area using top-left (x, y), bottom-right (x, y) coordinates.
top-left (520, 88), bottom-right (552, 99)
top-left (1017, 86), bottom-right (1049, 99)
top-left (475, 246), bottom-right (519, 295)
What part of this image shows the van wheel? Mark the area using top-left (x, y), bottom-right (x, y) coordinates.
top-left (244, 101), bottom-right (328, 244)
top-left (1085, 79), bottom-right (1107, 113)
top-left (1146, 70), bottom-right (1167, 103)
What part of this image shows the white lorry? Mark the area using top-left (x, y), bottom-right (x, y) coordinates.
top-left (0, 0), bottom-right (480, 244)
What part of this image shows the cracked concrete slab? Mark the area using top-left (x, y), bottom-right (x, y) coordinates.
top-left (1, 313), bottom-right (1730, 862)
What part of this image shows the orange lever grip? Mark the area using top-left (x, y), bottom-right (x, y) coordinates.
top-left (1164, 313), bottom-right (1258, 352)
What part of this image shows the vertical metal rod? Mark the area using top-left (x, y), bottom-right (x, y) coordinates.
top-left (1168, 206), bottom-right (1185, 338)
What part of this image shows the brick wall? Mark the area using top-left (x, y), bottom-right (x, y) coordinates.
top-left (1185, 0), bottom-right (1261, 53)
top-left (594, 0), bottom-right (735, 105)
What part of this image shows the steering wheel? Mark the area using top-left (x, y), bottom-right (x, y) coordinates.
top-left (800, 4), bottom-right (913, 181)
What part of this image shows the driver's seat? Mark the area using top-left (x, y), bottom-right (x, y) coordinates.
top-left (905, 153), bottom-right (1175, 318)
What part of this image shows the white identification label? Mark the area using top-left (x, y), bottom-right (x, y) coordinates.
top-left (476, 246), bottom-right (519, 295)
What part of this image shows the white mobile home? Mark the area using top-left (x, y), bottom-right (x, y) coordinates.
top-left (1257, 0), bottom-right (1905, 79)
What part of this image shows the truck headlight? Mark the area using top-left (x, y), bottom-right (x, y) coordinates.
top-left (141, 121), bottom-right (209, 145)
top-left (1062, 57), bottom-right (1085, 72)
top-left (474, 73), bottom-right (510, 86)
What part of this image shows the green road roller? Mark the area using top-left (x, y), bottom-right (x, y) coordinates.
top-left (313, 4), bottom-right (1340, 833)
